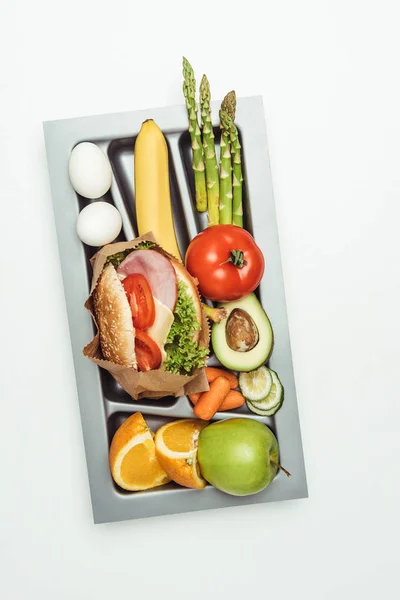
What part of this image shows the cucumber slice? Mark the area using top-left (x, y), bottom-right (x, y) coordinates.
top-left (250, 370), bottom-right (283, 408)
top-left (239, 366), bottom-right (273, 402)
top-left (246, 397), bottom-right (283, 417)
top-left (246, 370), bottom-right (284, 416)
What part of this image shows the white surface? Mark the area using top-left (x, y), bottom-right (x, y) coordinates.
top-left (1, 0), bottom-right (399, 598)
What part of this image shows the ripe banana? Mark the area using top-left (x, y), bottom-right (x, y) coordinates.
top-left (134, 120), bottom-right (182, 260)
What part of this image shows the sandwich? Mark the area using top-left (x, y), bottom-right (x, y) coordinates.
top-left (92, 241), bottom-right (208, 375)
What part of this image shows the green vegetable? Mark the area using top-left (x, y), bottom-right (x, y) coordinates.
top-left (246, 395), bottom-right (284, 417)
top-left (182, 57), bottom-right (207, 212)
top-left (200, 74), bottom-right (219, 226)
top-left (239, 366), bottom-right (273, 402)
top-left (230, 121), bottom-right (243, 227)
top-left (219, 109), bottom-right (233, 224)
top-left (135, 241), bottom-right (156, 250)
top-left (165, 280), bottom-right (208, 375)
top-left (221, 90), bottom-right (236, 120)
top-left (245, 370), bottom-right (284, 417)
top-left (105, 241), bottom-right (156, 268)
top-left (105, 250), bottom-right (131, 269)
top-left (221, 91), bottom-right (243, 226)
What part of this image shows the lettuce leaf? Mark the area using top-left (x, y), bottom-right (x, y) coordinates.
top-left (105, 241), bottom-right (155, 268)
top-left (164, 281), bottom-right (208, 375)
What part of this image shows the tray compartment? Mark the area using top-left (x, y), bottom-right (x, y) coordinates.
top-left (106, 409), bottom-right (278, 496)
top-left (81, 133), bottom-right (194, 407)
top-left (100, 370), bottom-right (179, 408)
top-left (178, 126), bottom-right (251, 232)
top-left (107, 137), bottom-right (138, 236)
top-left (106, 394), bottom-right (278, 431)
top-left (108, 134), bottom-right (191, 259)
top-left (107, 411), bottom-right (175, 444)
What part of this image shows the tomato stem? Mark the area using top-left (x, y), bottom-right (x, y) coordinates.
top-left (219, 249), bottom-right (247, 269)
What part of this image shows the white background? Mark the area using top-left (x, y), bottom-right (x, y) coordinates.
top-left (1, 0), bottom-right (399, 598)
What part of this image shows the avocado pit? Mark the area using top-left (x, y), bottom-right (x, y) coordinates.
top-left (225, 308), bottom-right (259, 352)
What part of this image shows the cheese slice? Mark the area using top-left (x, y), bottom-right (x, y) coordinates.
top-left (145, 298), bottom-right (174, 362)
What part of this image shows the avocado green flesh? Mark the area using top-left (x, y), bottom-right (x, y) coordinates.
top-left (212, 293), bottom-right (274, 372)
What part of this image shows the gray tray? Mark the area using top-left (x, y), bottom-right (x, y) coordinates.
top-left (43, 96), bottom-right (308, 523)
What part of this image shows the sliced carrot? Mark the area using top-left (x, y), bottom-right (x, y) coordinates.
top-left (219, 390), bottom-right (246, 411)
top-left (188, 393), bottom-right (201, 405)
top-left (205, 367), bottom-right (238, 389)
top-left (194, 377), bottom-right (231, 421)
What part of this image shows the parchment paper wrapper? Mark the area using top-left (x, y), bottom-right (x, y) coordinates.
top-left (83, 232), bottom-right (210, 400)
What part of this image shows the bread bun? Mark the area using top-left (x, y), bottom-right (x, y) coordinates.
top-left (93, 264), bottom-right (136, 367)
top-left (170, 260), bottom-right (203, 342)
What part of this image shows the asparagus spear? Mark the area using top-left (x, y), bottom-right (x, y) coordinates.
top-left (200, 75), bottom-right (219, 226)
top-left (229, 120), bottom-right (243, 227)
top-left (182, 57), bottom-right (207, 212)
top-left (221, 91), bottom-right (243, 226)
top-left (219, 109), bottom-right (233, 224)
top-left (221, 90), bottom-right (237, 120)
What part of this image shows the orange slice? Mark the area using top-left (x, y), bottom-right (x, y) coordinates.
top-left (154, 419), bottom-right (208, 489)
top-left (109, 413), bottom-right (170, 491)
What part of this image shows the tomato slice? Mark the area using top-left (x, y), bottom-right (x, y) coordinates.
top-left (122, 274), bottom-right (155, 330)
top-left (134, 330), bottom-right (162, 372)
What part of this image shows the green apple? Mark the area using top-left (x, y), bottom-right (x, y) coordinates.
top-left (197, 418), bottom-right (279, 496)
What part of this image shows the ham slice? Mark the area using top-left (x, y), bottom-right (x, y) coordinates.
top-left (117, 250), bottom-right (178, 311)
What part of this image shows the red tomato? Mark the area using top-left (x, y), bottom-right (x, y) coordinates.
top-left (134, 330), bottom-right (162, 371)
top-left (122, 274), bottom-right (155, 330)
top-left (185, 225), bottom-right (265, 302)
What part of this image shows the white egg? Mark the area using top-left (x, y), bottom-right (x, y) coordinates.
top-left (69, 142), bottom-right (112, 199)
top-left (77, 202), bottom-right (122, 247)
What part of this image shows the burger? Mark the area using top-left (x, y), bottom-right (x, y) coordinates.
top-left (92, 241), bottom-right (208, 375)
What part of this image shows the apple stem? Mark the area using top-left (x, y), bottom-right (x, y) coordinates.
top-left (271, 461), bottom-right (291, 478)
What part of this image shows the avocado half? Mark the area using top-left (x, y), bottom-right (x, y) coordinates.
top-left (212, 293), bottom-right (274, 372)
